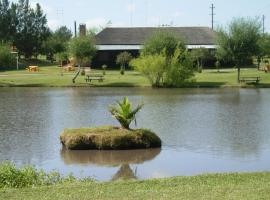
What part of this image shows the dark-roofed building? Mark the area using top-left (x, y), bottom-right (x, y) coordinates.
top-left (93, 27), bottom-right (216, 68)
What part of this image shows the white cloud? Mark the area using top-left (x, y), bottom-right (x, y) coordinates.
top-left (127, 3), bottom-right (136, 12)
top-left (47, 19), bottom-right (61, 31)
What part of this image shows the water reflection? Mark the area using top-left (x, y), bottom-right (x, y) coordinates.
top-left (112, 164), bottom-right (137, 181)
top-left (61, 148), bottom-right (161, 180)
top-left (61, 148), bottom-right (161, 166)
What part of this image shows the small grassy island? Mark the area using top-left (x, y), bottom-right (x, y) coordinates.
top-left (60, 97), bottom-right (161, 150)
top-left (60, 126), bottom-right (161, 150)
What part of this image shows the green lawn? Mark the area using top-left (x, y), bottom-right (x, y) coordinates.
top-left (0, 66), bottom-right (270, 87)
top-left (1, 172), bottom-right (270, 200)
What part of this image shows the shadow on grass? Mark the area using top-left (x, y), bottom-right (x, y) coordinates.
top-left (188, 82), bottom-right (227, 88)
top-left (98, 82), bottom-right (138, 87)
top-left (208, 71), bottom-right (233, 74)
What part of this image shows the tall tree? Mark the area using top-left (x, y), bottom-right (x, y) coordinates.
top-left (0, 0), bottom-right (13, 42)
top-left (15, 0), bottom-right (49, 58)
top-left (32, 3), bottom-right (50, 57)
top-left (216, 17), bottom-right (261, 82)
top-left (69, 35), bottom-right (97, 83)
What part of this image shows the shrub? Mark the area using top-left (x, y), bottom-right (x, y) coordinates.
top-left (130, 54), bottom-right (167, 87)
top-left (116, 52), bottom-right (133, 75)
top-left (0, 44), bottom-right (14, 68)
top-left (131, 48), bottom-right (194, 87)
top-left (165, 49), bottom-right (194, 87)
top-left (102, 64), bottom-right (107, 75)
top-left (0, 162), bottom-right (78, 188)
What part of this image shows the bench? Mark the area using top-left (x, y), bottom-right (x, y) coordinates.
top-left (240, 77), bottom-right (261, 84)
top-left (85, 74), bottom-right (104, 82)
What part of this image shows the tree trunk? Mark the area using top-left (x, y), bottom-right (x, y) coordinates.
top-left (237, 65), bottom-right (240, 83)
top-left (72, 64), bottom-right (81, 83)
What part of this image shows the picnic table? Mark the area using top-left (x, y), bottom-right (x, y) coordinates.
top-left (264, 65), bottom-right (270, 73)
top-left (63, 65), bottom-right (75, 72)
top-left (85, 74), bottom-right (104, 82)
top-left (26, 66), bottom-right (39, 72)
top-left (240, 76), bottom-right (261, 84)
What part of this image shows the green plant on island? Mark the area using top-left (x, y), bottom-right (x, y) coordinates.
top-left (109, 97), bottom-right (143, 129)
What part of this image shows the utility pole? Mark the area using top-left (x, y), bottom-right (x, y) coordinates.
top-left (210, 3), bottom-right (215, 30)
top-left (74, 21), bottom-right (77, 37)
top-left (262, 15), bottom-right (265, 34)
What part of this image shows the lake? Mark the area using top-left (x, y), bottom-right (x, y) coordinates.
top-left (1, 87), bottom-right (270, 181)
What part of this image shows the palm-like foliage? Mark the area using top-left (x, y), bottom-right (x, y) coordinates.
top-left (109, 97), bottom-right (143, 129)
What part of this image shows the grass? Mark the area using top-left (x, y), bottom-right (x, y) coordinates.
top-left (60, 126), bottom-right (161, 150)
top-left (1, 65), bottom-right (270, 87)
top-left (1, 172), bottom-right (270, 199)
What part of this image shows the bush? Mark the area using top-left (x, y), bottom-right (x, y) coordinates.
top-left (165, 49), bottom-right (194, 87)
top-left (131, 48), bottom-right (194, 87)
top-left (0, 44), bottom-right (14, 69)
top-left (130, 54), bottom-right (167, 87)
top-left (102, 64), bottom-right (107, 75)
top-left (0, 162), bottom-right (77, 188)
top-left (116, 52), bottom-right (133, 75)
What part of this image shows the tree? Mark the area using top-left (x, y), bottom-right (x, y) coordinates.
top-left (43, 26), bottom-right (72, 62)
top-left (131, 47), bottom-right (194, 87)
top-left (190, 48), bottom-right (211, 72)
top-left (109, 97), bottom-right (143, 129)
top-left (216, 17), bottom-right (261, 82)
top-left (116, 51), bottom-right (133, 75)
top-left (131, 31), bottom-right (194, 87)
top-left (256, 33), bottom-right (270, 69)
top-left (141, 31), bottom-right (185, 58)
top-left (0, 43), bottom-right (14, 68)
top-left (69, 35), bottom-right (97, 83)
top-left (14, 0), bottom-right (49, 58)
top-left (0, 0), bottom-right (14, 42)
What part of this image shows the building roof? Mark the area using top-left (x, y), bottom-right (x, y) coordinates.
top-left (95, 27), bottom-right (216, 46)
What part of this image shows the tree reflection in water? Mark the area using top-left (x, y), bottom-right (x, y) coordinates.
top-left (61, 148), bottom-right (161, 180)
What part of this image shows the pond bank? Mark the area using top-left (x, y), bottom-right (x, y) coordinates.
top-left (1, 67), bottom-right (270, 88)
top-left (1, 172), bottom-right (270, 200)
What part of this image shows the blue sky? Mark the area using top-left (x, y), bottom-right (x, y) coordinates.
top-left (27, 0), bottom-right (270, 32)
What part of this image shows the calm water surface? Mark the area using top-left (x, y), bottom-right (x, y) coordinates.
top-left (1, 87), bottom-right (270, 181)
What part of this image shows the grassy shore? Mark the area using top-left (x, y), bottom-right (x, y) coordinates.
top-left (1, 66), bottom-right (270, 87)
top-left (1, 172), bottom-right (270, 200)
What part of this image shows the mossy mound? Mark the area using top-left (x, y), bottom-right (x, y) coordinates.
top-left (60, 126), bottom-right (162, 150)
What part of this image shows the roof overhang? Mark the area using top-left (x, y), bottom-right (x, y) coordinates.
top-left (96, 44), bottom-right (217, 51)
